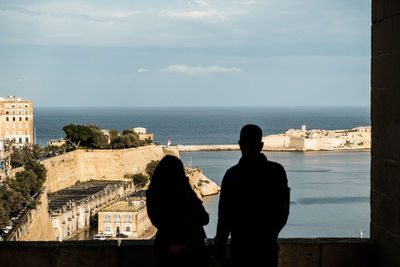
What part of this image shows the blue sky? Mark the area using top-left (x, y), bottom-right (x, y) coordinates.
top-left (0, 0), bottom-right (371, 107)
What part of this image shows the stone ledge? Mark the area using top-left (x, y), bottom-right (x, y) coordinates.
top-left (0, 238), bottom-right (378, 267)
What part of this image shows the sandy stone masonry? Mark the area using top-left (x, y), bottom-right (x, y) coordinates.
top-left (40, 145), bottom-right (179, 193)
top-left (262, 126), bottom-right (371, 151)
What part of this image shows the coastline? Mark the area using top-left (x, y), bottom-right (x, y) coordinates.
top-left (177, 125), bottom-right (371, 152)
top-left (176, 144), bottom-right (371, 152)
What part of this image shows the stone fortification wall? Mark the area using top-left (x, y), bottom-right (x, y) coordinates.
top-left (262, 134), bottom-right (290, 150)
top-left (262, 127), bottom-right (371, 151)
top-left (8, 192), bottom-right (55, 241)
top-left (178, 144), bottom-right (239, 152)
top-left (42, 146), bottom-right (179, 193)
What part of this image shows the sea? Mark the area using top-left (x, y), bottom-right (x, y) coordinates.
top-left (34, 106), bottom-right (370, 239)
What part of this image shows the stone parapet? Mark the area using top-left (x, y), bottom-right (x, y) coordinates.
top-left (0, 238), bottom-right (377, 267)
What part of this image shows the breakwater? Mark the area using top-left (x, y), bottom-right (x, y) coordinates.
top-left (177, 145), bottom-right (240, 152)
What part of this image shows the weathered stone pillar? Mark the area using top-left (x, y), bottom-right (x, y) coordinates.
top-left (371, 0), bottom-right (400, 266)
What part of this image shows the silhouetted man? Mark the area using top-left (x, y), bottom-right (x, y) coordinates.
top-left (215, 124), bottom-right (290, 267)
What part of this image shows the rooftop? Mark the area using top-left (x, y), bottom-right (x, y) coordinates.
top-left (101, 200), bottom-right (145, 212)
top-left (0, 95), bottom-right (31, 102)
top-left (48, 180), bottom-right (126, 212)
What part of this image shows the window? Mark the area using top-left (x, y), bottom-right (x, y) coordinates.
top-left (24, 111), bottom-right (28, 115)
top-left (25, 124), bottom-right (28, 128)
top-left (12, 117), bottom-right (15, 121)
top-left (18, 138), bottom-right (22, 143)
top-left (6, 117), bottom-right (9, 121)
top-left (26, 131), bottom-right (28, 135)
top-left (105, 214), bottom-right (111, 222)
top-left (125, 214), bottom-right (131, 222)
top-left (125, 226), bottom-right (131, 232)
top-left (25, 104), bottom-right (28, 108)
top-left (25, 137), bottom-right (29, 143)
top-left (115, 214), bottom-right (121, 222)
top-left (25, 117), bottom-right (28, 121)
top-left (19, 117), bottom-right (22, 121)
top-left (105, 226), bottom-right (111, 231)
top-left (5, 111), bottom-right (9, 114)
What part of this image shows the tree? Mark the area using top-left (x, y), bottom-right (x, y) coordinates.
top-left (131, 174), bottom-right (149, 188)
top-left (9, 170), bottom-right (38, 199)
top-left (24, 159), bottom-right (47, 190)
top-left (145, 160), bottom-right (160, 179)
top-left (91, 130), bottom-right (109, 148)
top-left (10, 146), bottom-right (24, 167)
top-left (109, 129), bottom-right (119, 141)
top-left (0, 199), bottom-right (10, 228)
top-left (63, 124), bottom-right (92, 148)
top-left (10, 144), bottom-right (44, 167)
top-left (122, 129), bottom-right (136, 136)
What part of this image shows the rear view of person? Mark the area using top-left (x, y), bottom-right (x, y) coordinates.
top-left (215, 124), bottom-right (290, 267)
top-left (146, 155), bottom-right (209, 267)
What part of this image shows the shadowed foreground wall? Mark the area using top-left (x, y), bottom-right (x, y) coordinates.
top-left (0, 239), bottom-right (377, 267)
top-left (371, 0), bottom-right (400, 266)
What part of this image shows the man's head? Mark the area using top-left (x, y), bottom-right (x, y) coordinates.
top-left (239, 124), bottom-right (264, 155)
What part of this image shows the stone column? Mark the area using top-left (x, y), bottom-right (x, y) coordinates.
top-left (371, 0), bottom-right (400, 266)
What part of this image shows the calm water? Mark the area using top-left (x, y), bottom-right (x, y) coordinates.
top-left (34, 106), bottom-right (369, 146)
top-left (181, 151), bottom-right (370, 238)
top-left (33, 106), bottom-right (370, 238)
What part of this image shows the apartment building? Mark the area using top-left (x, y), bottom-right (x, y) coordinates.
top-left (0, 95), bottom-right (34, 147)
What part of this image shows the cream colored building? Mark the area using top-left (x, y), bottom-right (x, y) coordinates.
top-left (133, 127), bottom-right (154, 143)
top-left (98, 199), bottom-right (151, 238)
top-left (0, 96), bottom-right (34, 148)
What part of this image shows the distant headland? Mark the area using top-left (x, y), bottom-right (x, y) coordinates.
top-left (177, 125), bottom-right (371, 152)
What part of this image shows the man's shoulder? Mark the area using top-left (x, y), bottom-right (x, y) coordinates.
top-left (265, 159), bottom-right (286, 172)
top-left (224, 164), bottom-right (240, 177)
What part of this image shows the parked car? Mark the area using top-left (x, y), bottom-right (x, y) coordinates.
top-left (93, 233), bottom-right (106, 240)
top-left (116, 233), bottom-right (128, 238)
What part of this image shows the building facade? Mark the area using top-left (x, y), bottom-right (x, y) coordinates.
top-left (49, 181), bottom-right (134, 242)
top-left (133, 127), bottom-right (154, 143)
top-left (98, 199), bottom-right (151, 238)
top-left (0, 96), bottom-right (34, 147)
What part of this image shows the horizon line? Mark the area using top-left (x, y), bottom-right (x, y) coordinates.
top-left (33, 104), bottom-right (371, 108)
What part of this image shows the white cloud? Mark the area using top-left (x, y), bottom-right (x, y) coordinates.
top-left (137, 67), bottom-right (149, 73)
top-left (161, 9), bottom-right (230, 22)
top-left (193, 0), bottom-right (209, 8)
top-left (162, 65), bottom-right (243, 75)
top-left (22, 2), bottom-right (141, 20)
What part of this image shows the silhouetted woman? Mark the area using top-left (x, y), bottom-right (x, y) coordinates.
top-left (146, 155), bottom-right (209, 267)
